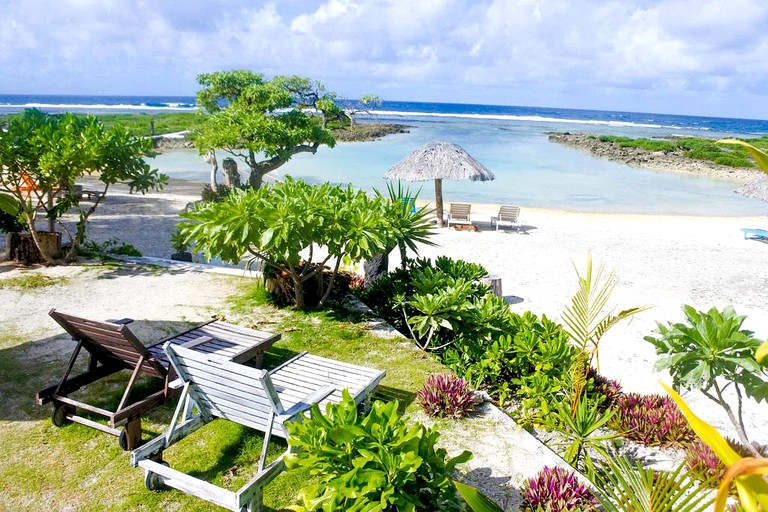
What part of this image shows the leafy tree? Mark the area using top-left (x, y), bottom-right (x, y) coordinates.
top-left (646, 305), bottom-right (768, 455)
top-left (342, 94), bottom-right (382, 125)
top-left (0, 109), bottom-right (166, 263)
top-left (193, 70), bottom-right (342, 189)
top-left (178, 178), bottom-right (397, 309)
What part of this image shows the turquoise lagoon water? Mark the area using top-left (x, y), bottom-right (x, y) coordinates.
top-left (152, 116), bottom-right (768, 216)
top-left (3, 94), bottom-right (766, 216)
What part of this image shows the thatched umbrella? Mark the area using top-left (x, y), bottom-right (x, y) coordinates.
top-left (384, 141), bottom-right (495, 226)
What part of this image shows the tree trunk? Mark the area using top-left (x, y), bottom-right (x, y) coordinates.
top-left (222, 157), bottom-right (241, 188)
top-left (435, 179), bottom-right (444, 227)
top-left (8, 232), bottom-right (61, 264)
top-left (248, 170), bottom-right (264, 190)
top-left (293, 275), bottom-right (305, 309)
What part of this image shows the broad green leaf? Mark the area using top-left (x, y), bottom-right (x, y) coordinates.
top-left (453, 481), bottom-right (503, 512)
top-left (757, 341), bottom-right (768, 367)
top-left (0, 193), bottom-right (19, 216)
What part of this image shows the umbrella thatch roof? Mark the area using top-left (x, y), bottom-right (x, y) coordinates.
top-left (384, 141), bottom-right (496, 181)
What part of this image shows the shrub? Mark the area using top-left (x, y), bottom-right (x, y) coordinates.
top-left (585, 367), bottom-right (622, 409)
top-left (358, 255), bottom-right (496, 349)
top-left (285, 390), bottom-right (471, 511)
top-left (79, 237), bottom-right (142, 257)
top-left (685, 437), bottom-right (766, 489)
top-left (441, 311), bottom-right (577, 419)
top-left (612, 393), bottom-right (694, 446)
top-left (201, 183), bottom-right (233, 202)
top-left (417, 373), bottom-right (475, 419)
top-left (521, 466), bottom-right (598, 512)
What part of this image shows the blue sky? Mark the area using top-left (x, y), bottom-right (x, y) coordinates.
top-left (1, 0), bottom-right (767, 119)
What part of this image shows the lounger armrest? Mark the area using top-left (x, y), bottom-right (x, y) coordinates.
top-left (107, 317), bottom-right (134, 325)
top-left (168, 378), bottom-right (184, 389)
top-left (277, 384), bottom-right (336, 423)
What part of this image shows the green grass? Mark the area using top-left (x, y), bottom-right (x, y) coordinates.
top-left (0, 274), bottom-right (68, 290)
top-left (0, 278), bottom-right (444, 511)
top-left (597, 134), bottom-right (768, 168)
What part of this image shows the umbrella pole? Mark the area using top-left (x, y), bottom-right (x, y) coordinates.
top-left (435, 178), bottom-right (444, 227)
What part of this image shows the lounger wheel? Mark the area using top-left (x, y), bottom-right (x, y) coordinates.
top-left (119, 429), bottom-right (129, 450)
top-left (51, 404), bottom-right (72, 427)
top-left (144, 462), bottom-right (169, 491)
top-left (119, 418), bottom-right (142, 450)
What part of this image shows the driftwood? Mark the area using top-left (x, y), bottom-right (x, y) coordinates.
top-left (480, 274), bottom-right (503, 297)
top-left (222, 157), bottom-right (241, 188)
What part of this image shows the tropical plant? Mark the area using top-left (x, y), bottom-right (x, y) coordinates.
top-left (552, 395), bottom-right (617, 481)
top-left (379, 180), bottom-right (436, 269)
top-left (646, 305), bottom-right (768, 454)
top-left (285, 390), bottom-right (471, 511)
top-left (758, 342), bottom-right (768, 368)
top-left (685, 437), bottom-right (765, 490)
top-left (561, 253), bottom-right (648, 415)
top-left (596, 455), bottom-right (715, 512)
top-left (611, 393), bottom-right (694, 447)
top-left (417, 373), bottom-right (475, 419)
top-left (193, 70), bottom-right (346, 189)
top-left (179, 178), bottom-right (396, 309)
top-left (453, 481), bottom-right (504, 512)
top-left (0, 109), bottom-right (166, 263)
top-left (440, 311), bottom-right (576, 416)
top-left (585, 367), bottom-right (622, 409)
top-left (405, 278), bottom-right (476, 350)
top-left (521, 466), bottom-right (599, 512)
top-left (663, 382), bottom-right (768, 512)
top-left (0, 194), bottom-right (24, 233)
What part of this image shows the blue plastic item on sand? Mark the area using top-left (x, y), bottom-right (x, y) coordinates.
top-left (741, 228), bottom-right (768, 240)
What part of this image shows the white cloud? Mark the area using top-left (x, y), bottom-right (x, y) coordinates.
top-left (0, 0), bottom-right (766, 116)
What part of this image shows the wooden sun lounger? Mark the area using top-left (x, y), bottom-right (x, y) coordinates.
top-left (131, 341), bottom-right (385, 512)
top-left (491, 205), bottom-right (521, 231)
top-left (447, 202), bottom-right (472, 226)
top-left (36, 309), bottom-right (280, 450)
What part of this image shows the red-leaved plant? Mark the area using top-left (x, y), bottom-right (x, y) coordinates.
top-left (612, 393), bottom-right (695, 446)
top-left (521, 466), bottom-right (598, 512)
top-left (417, 373), bottom-right (475, 419)
top-left (586, 367), bottom-right (622, 408)
top-left (685, 437), bottom-right (767, 489)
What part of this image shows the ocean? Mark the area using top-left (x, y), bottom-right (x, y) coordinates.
top-left (2, 94), bottom-right (768, 216)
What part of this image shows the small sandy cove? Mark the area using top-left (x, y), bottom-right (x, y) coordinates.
top-left (2, 178), bottom-right (767, 446)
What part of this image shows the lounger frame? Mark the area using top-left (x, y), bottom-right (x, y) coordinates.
top-left (36, 309), bottom-right (280, 449)
top-left (131, 342), bottom-right (385, 512)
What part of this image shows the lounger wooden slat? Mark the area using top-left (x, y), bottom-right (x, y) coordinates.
top-left (131, 341), bottom-right (386, 511)
top-left (447, 202), bottom-right (473, 227)
top-left (37, 309), bottom-right (281, 450)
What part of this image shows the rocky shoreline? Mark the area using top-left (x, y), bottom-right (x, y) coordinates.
top-left (548, 132), bottom-right (761, 183)
top-left (152, 122), bottom-right (410, 150)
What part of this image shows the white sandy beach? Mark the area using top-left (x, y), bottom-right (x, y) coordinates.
top-left (3, 178), bottom-right (767, 446)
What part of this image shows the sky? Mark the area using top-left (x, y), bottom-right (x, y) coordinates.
top-left (1, 0), bottom-right (767, 119)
